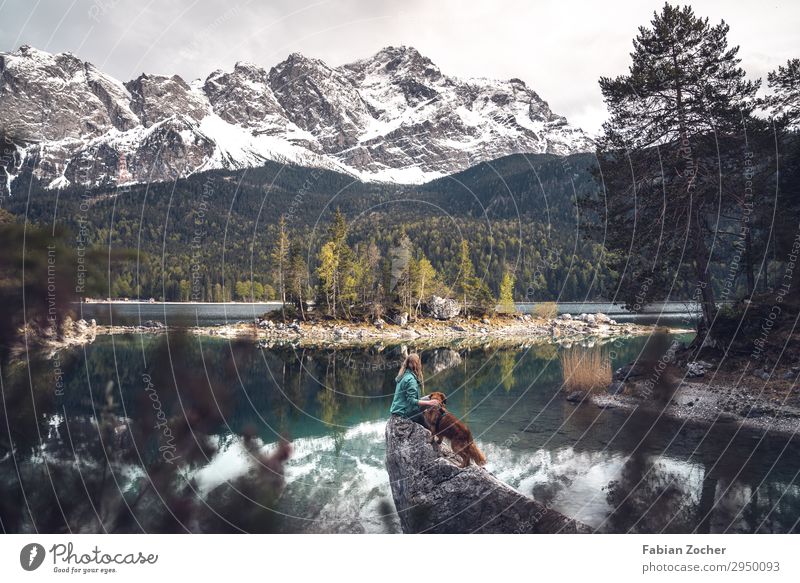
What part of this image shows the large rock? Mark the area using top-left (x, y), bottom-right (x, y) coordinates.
top-left (686, 360), bottom-right (712, 378)
top-left (384, 416), bottom-right (588, 533)
top-left (594, 313), bottom-right (613, 324)
top-left (428, 295), bottom-right (460, 320)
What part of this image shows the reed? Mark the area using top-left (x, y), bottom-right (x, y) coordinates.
top-left (559, 346), bottom-right (612, 393)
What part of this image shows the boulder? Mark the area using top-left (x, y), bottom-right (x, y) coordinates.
top-left (384, 416), bottom-right (588, 533)
top-left (566, 391), bottom-right (586, 403)
top-left (614, 362), bottom-right (648, 381)
top-left (686, 361), bottom-right (711, 378)
top-left (607, 381), bottom-right (625, 395)
top-left (394, 312), bottom-right (409, 326)
top-left (753, 369), bottom-right (771, 381)
top-left (428, 296), bottom-right (461, 320)
top-left (594, 313), bottom-right (612, 324)
top-left (558, 313), bottom-right (573, 320)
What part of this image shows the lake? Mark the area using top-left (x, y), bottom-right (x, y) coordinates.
top-left (5, 330), bottom-right (798, 534)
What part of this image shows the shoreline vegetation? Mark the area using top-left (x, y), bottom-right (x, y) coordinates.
top-left (563, 342), bottom-right (800, 438)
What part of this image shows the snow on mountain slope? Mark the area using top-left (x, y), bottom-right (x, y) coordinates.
top-left (0, 44), bottom-right (593, 190)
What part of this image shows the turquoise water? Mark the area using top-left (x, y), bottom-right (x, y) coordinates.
top-left (5, 333), bottom-right (799, 533)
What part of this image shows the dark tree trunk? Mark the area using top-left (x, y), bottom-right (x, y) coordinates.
top-left (696, 471), bottom-right (718, 534)
top-left (693, 217), bottom-right (718, 333)
top-left (744, 226), bottom-right (755, 295)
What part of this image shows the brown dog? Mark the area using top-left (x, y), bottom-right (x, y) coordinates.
top-left (423, 391), bottom-right (486, 468)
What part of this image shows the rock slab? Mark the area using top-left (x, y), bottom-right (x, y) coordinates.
top-left (384, 415), bottom-right (588, 533)
top-left (428, 296), bottom-right (461, 320)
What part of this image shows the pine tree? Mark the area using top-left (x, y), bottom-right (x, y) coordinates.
top-left (473, 277), bottom-right (495, 315)
top-left (389, 233), bottom-right (412, 309)
top-left (414, 255), bottom-right (437, 318)
top-left (271, 215), bottom-right (290, 321)
top-left (764, 58), bottom-right (800, 126)
top-left (589, 3), bottom-right (759, 334)
top-left (457, 239), bottom-right (476, 315)
top-left (287, 244), bottom-right (308, 320)
top-left (765, 58), bottom-right (800, 304)
top-left (322, 208), bottom-right (354, 318)
top-left (498, 270), bottom-right (516, 314)
top-left (317, 242), bottom-right (338, 316)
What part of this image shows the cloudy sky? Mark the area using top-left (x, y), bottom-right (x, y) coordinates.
top-left (1, 0), bottom-right (797, 134)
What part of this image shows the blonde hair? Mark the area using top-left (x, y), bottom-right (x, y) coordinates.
top-left (396, 353), bottom-right (424, 389)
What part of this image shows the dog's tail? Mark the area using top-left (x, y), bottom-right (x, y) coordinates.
top-left (467, 441), bottom-right (487, 466)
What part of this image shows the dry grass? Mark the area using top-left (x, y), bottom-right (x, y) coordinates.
top-left (559, 346), bottom-right (612, 393)
top-left (532, 301), bottom-right (559, 319)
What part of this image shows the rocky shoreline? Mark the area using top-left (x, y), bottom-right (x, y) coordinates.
top-left (44, 311), bottom-right (677, 351)
top-left (578, 358), bottom-right (800, 438)
top-left (248, 311), bottom-right (672, 347)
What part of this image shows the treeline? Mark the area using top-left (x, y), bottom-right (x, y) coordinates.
top-left (3, 152), bottom-right (627, 307)
top-left (277, 208), bottom-right (510, 319)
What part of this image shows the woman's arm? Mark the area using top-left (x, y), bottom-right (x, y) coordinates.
top-left (418, 398), bottom-right (440, 407)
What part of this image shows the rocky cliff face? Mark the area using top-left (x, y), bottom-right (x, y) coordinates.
top-left (384, 415), bottom-right (588, 533)
top-left (1, 44), bottom-right (593, 190)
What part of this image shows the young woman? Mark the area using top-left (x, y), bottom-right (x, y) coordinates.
top-left (389, 353), bottom-right (440, 424)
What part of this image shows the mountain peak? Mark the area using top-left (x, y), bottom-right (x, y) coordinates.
top-left (5, 44), bottom-right (79, 69)
top-left (275, 51), bottom-right (330, 71)
top-left (14, 44), bottom-right (50, 57)
top-left (233, 60), bottom-right (264, 73)
top-left (345, 45), bottom-right (441, 81)
top-left (375, 45), bottom-right (425, 59)
top-left (2, 44), bottom-right (592, 190)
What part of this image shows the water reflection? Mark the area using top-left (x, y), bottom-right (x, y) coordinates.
top-left (2, 333), bottom-right (798, 533)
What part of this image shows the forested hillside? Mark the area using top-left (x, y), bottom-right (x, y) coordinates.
top-left (2, 152), bottom-right (668, 303)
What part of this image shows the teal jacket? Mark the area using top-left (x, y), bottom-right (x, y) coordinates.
top-left (389, 370), bottom-right (421, 418)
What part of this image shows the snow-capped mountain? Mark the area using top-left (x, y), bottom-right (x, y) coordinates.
top-left (0, 44), bottom-right (593, 189)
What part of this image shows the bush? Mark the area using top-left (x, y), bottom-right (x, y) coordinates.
top-left (559, 346), bottom-right (612, 393)
top-left (532, 301), bottom-right (558, 319)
